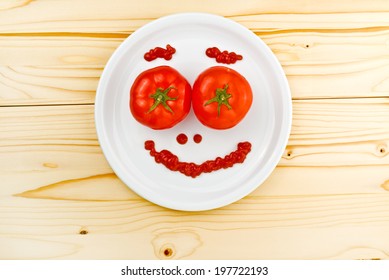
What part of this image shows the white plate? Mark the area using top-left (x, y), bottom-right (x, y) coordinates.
top-left (95, 13), bottom-right (292, 211)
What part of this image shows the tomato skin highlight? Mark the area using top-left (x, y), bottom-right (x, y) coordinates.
top-left (192, 66), bottom-right (253, 129)
top-left (130, 66), bottom-right (192, 130)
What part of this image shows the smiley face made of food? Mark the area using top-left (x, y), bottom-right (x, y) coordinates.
top-left (129, 46), bottom-right (253, 178)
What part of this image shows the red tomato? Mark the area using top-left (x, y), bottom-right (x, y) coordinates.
top-left (130, 66), bottom-right (191, 129)
top-left (192, 66), bottom-right (253, 129)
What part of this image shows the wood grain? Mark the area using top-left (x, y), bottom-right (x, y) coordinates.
top-left (1, 99), bottom-right (389, 259)
top-left (1, 0), bottom-right (389, 260)
top-left (1, 28), bottom-right (389, 105)
top-left (1, 195), bottom-right (389, 259)
top-left (1, 0), bottom-right (389, 34)
top-left (1, 100), bottom-right (389, 198)
top-left (1, 0), bottom-right (389, 105)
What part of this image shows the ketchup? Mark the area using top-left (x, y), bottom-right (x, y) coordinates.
top-left (144, 44), bottom-right (176, 61)
top-left (193, 134), bottom-right (202, 144)
top-left (144, 140), bottom-right (251, 178)
top-left (205, 47), bottom-right (243, 64)
top-left (176, 133), bottom-right (188, 145)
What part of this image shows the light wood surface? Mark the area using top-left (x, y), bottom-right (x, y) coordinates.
top-left (1, 0), bottom-right (389, 259)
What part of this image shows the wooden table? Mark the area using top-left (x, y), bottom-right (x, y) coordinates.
top-left (1, 0), bottom-right (389, 260)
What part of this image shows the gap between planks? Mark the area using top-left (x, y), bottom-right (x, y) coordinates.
top-left (1, 25), bottom-right (389, 38)
top-left (1, 96), bottom-right (388, 109)
top-left (0, 102), bottom-right (94, 108)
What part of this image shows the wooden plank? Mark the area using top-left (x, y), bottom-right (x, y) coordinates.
top-left (0, 105), bottom-right (112, 196)
top-left (0, 35), bottom-right (119, 105)
top-left (0, 0), bottom-right (389, 34)
top-left (1, 99), bottom-right (389, 199)
top-left (1, 29), bottom-right (389, 105)
top-left (1, 195), bottom-right (389, 259)
top-left (0, 66), bottom-right (100, 105)
top-left (1, 100), bottom-right (389, 259)
top-left (1, 0), bottom-right (389, 262)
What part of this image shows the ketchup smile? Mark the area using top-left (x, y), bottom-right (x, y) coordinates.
top-left (144, 140), bottom-right (251, 178)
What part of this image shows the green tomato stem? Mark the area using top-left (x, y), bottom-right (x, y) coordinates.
top-left (204, 84), bottom-right (232, 116)
top-left (148, 86), bottom-right (176, 114)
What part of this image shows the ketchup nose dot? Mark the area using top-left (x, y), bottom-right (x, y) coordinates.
top-left (193, 134), bottom-right (202, 144)
top-left (176, 133), bottom-right (188, 145)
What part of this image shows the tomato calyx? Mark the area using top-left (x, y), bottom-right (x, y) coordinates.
top-left (204, 84), bottom-right (232, 116)
top-left (148, 86), bottom-right (177, 114)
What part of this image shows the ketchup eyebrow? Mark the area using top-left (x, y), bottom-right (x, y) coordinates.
top-left (144, 44), bottom-right (176, 61)
top-left (205, 47), bottom-right (243, 64)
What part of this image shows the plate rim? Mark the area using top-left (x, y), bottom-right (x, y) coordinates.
top-left (95, 12), bottom-right (292, 211)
